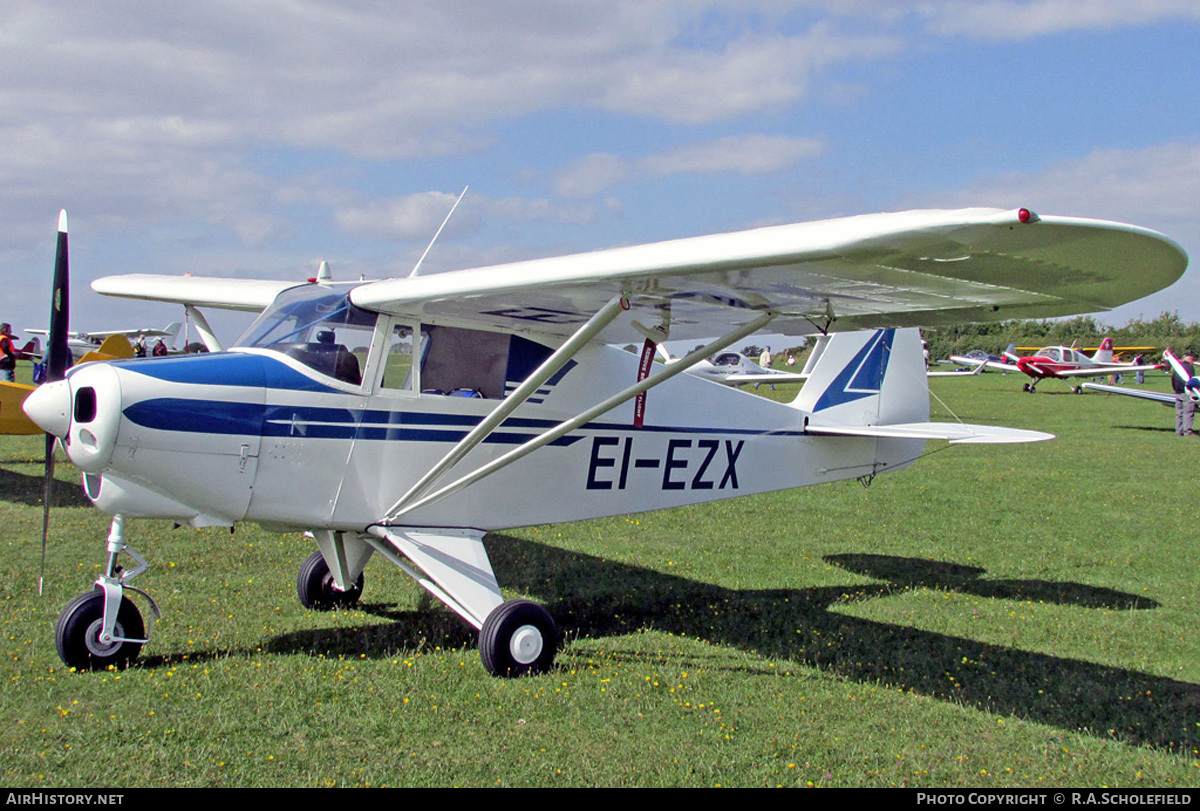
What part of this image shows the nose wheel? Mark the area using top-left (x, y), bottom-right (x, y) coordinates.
top-left (478, 599), bottom-right (558, 677)
top-left (55, 591), bottom-right (145, 671)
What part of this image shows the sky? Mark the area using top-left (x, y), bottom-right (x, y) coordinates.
top-left (1, 1), bottom-right (1198, 344)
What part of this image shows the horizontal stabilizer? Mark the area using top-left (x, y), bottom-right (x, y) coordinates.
top-left (805, 421), bottom-right (1054, 444)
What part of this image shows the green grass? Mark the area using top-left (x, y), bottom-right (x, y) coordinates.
top-left (2, 373), bottom-right (1198, 787)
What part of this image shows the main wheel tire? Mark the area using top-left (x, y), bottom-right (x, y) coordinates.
top-left (478, 599), bottom-right (558, 677)
top-left (297, 551), bottom-right (363, 610)
top-left (55, 591), bottom-right (144, 671)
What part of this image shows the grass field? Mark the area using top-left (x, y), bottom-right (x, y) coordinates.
top-left (1, 371), bottom-right (1198, 788)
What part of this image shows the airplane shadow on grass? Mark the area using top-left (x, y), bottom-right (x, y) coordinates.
top-left (0, 465), bottom-right (92, 508)
top-left (265, 535), bottom-right (1196, 753)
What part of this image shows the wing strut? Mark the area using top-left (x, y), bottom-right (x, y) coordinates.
top-left (382, 309), bottom-right (777, 522)
top-left (385, 294), bottom-right (628, 517)
top-left (184, 305), bottom-right (223, 352)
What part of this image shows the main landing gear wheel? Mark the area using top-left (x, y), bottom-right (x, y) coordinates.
top-left (55, 591), bottom-right (144, 671)
top-left (297, 551), bottom-right (363, 610)
top-left (478, 599), bottom-right (558, 677)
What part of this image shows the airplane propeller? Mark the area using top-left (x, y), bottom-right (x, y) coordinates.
top-left (38, 210), bottom-right (71, 595)
top-left (1162, 350), bottom-right (1200, 403)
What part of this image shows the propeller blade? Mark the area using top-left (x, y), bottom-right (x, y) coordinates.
top-left (1163, 350), bottom-right (1200, 402)
top-left (47, 210), bottom-right (70, 383)
top-left (39, 210), bottom-right (69, 595)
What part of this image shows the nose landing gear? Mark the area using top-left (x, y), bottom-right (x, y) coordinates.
top-left (54, 515), bottom-right (159, 671)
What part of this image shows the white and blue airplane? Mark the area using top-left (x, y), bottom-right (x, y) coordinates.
top-left (23, 207), bottom-right (1187, 676)
top-left (658, 347), bottom-right (810, 387)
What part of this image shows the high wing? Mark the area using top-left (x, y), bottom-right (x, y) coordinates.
top-left (1079, 382), bottom-right (1174, 404)
top-left (347, 209), bottom-right (1186, 344)
top-left (27, 326), bottom-right (172, 340)
top-left (91, 209), bottom-right (1187, 346)
top-left (948, 355), bottom-right (1022, 373)
top-left (90, 276), bottom-right (300, 312)
top-left (707, 370), bottom-right (810, 385)
top-left (927, 361), bottom-right (986, 378)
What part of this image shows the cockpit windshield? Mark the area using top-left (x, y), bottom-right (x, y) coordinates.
top-left (234, 284), bottom-right (378, 385)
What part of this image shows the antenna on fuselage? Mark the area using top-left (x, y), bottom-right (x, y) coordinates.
top-left (409, 186), bottom-right (468, 278)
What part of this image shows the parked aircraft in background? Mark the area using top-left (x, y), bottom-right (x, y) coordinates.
top-left (659, 347), bottom-right (809, 387)
top-left (20, 207), bottom-right (1187, 677)
top-left (27, 322), bottom-right (180, 362)
top-left (950, 338), bottom-right (1161, 393)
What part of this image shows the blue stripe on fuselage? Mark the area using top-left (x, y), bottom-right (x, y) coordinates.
top-left (121, 398), bottom-right (589, 446)
top-left (121, 397), bottom-right (806, 445)
top-left (112, 352), bottom-right (341, 393)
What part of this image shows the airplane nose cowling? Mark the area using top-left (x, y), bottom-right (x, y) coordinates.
top-left (23, 379), bottom-right (71, 438)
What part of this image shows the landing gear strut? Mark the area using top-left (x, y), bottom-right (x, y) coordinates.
top-left (297, 551), bottom-right (364, 610)
top-left (55, 515), bottom-right (157, 670)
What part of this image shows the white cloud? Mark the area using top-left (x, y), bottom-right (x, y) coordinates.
top-left (335, 191), bottom-right (479, 241)
top-left (553, 135), bottom-right (824, 199)
top-left (552, 154), bottom-right (633, 200)
top-left (334, 190), bottom-right (598, 241)
top-left (641, 135), bottom-right (824, 177)
top-left (923, 0), bottom-right (1200, 39)
top-left (916, 140), bottom-right (1200, 233)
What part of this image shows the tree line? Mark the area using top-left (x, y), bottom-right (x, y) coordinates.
top-left (920, 312), bottom-right (1200, 363)
top-left (735, 312), bottom-right (1200, 368)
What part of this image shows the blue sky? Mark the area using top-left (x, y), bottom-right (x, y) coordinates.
top-left (1, 1), bottom-right (1197, 342)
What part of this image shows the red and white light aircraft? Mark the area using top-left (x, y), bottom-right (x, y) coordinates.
top-left (950, 338), bottom-right (1161, 393)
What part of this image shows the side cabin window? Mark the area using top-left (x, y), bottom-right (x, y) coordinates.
top-left (234, 285), bottom-right (377, 386)
top-left (378, 322), bottom-right (556, 400)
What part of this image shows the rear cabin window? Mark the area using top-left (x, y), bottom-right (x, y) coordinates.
top-left (380, 323), bottom-right (558, 399)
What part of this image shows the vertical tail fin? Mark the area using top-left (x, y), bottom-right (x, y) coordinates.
top-left (792, 328), bottom-right (929, 426)
top-left (1092, 337), bottom-right (1114, 364)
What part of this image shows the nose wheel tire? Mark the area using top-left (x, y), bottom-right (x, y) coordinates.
top-left (55, 591), bottom-right (144, 671)
top-left (478, 599), bottom-right (558, 677)
top-left (297, 551), bottom-right (364, 610)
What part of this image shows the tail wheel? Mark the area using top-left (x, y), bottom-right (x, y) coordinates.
top-left (56, 591), bottom-right (144, 671)
top-left (297, 551), bottom-right (363, 610)
top-left (479, 599), bottom-right (558, 677)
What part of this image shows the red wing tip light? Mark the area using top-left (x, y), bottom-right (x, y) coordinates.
top-left (1017, 208), bottom-right (1038, 224)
